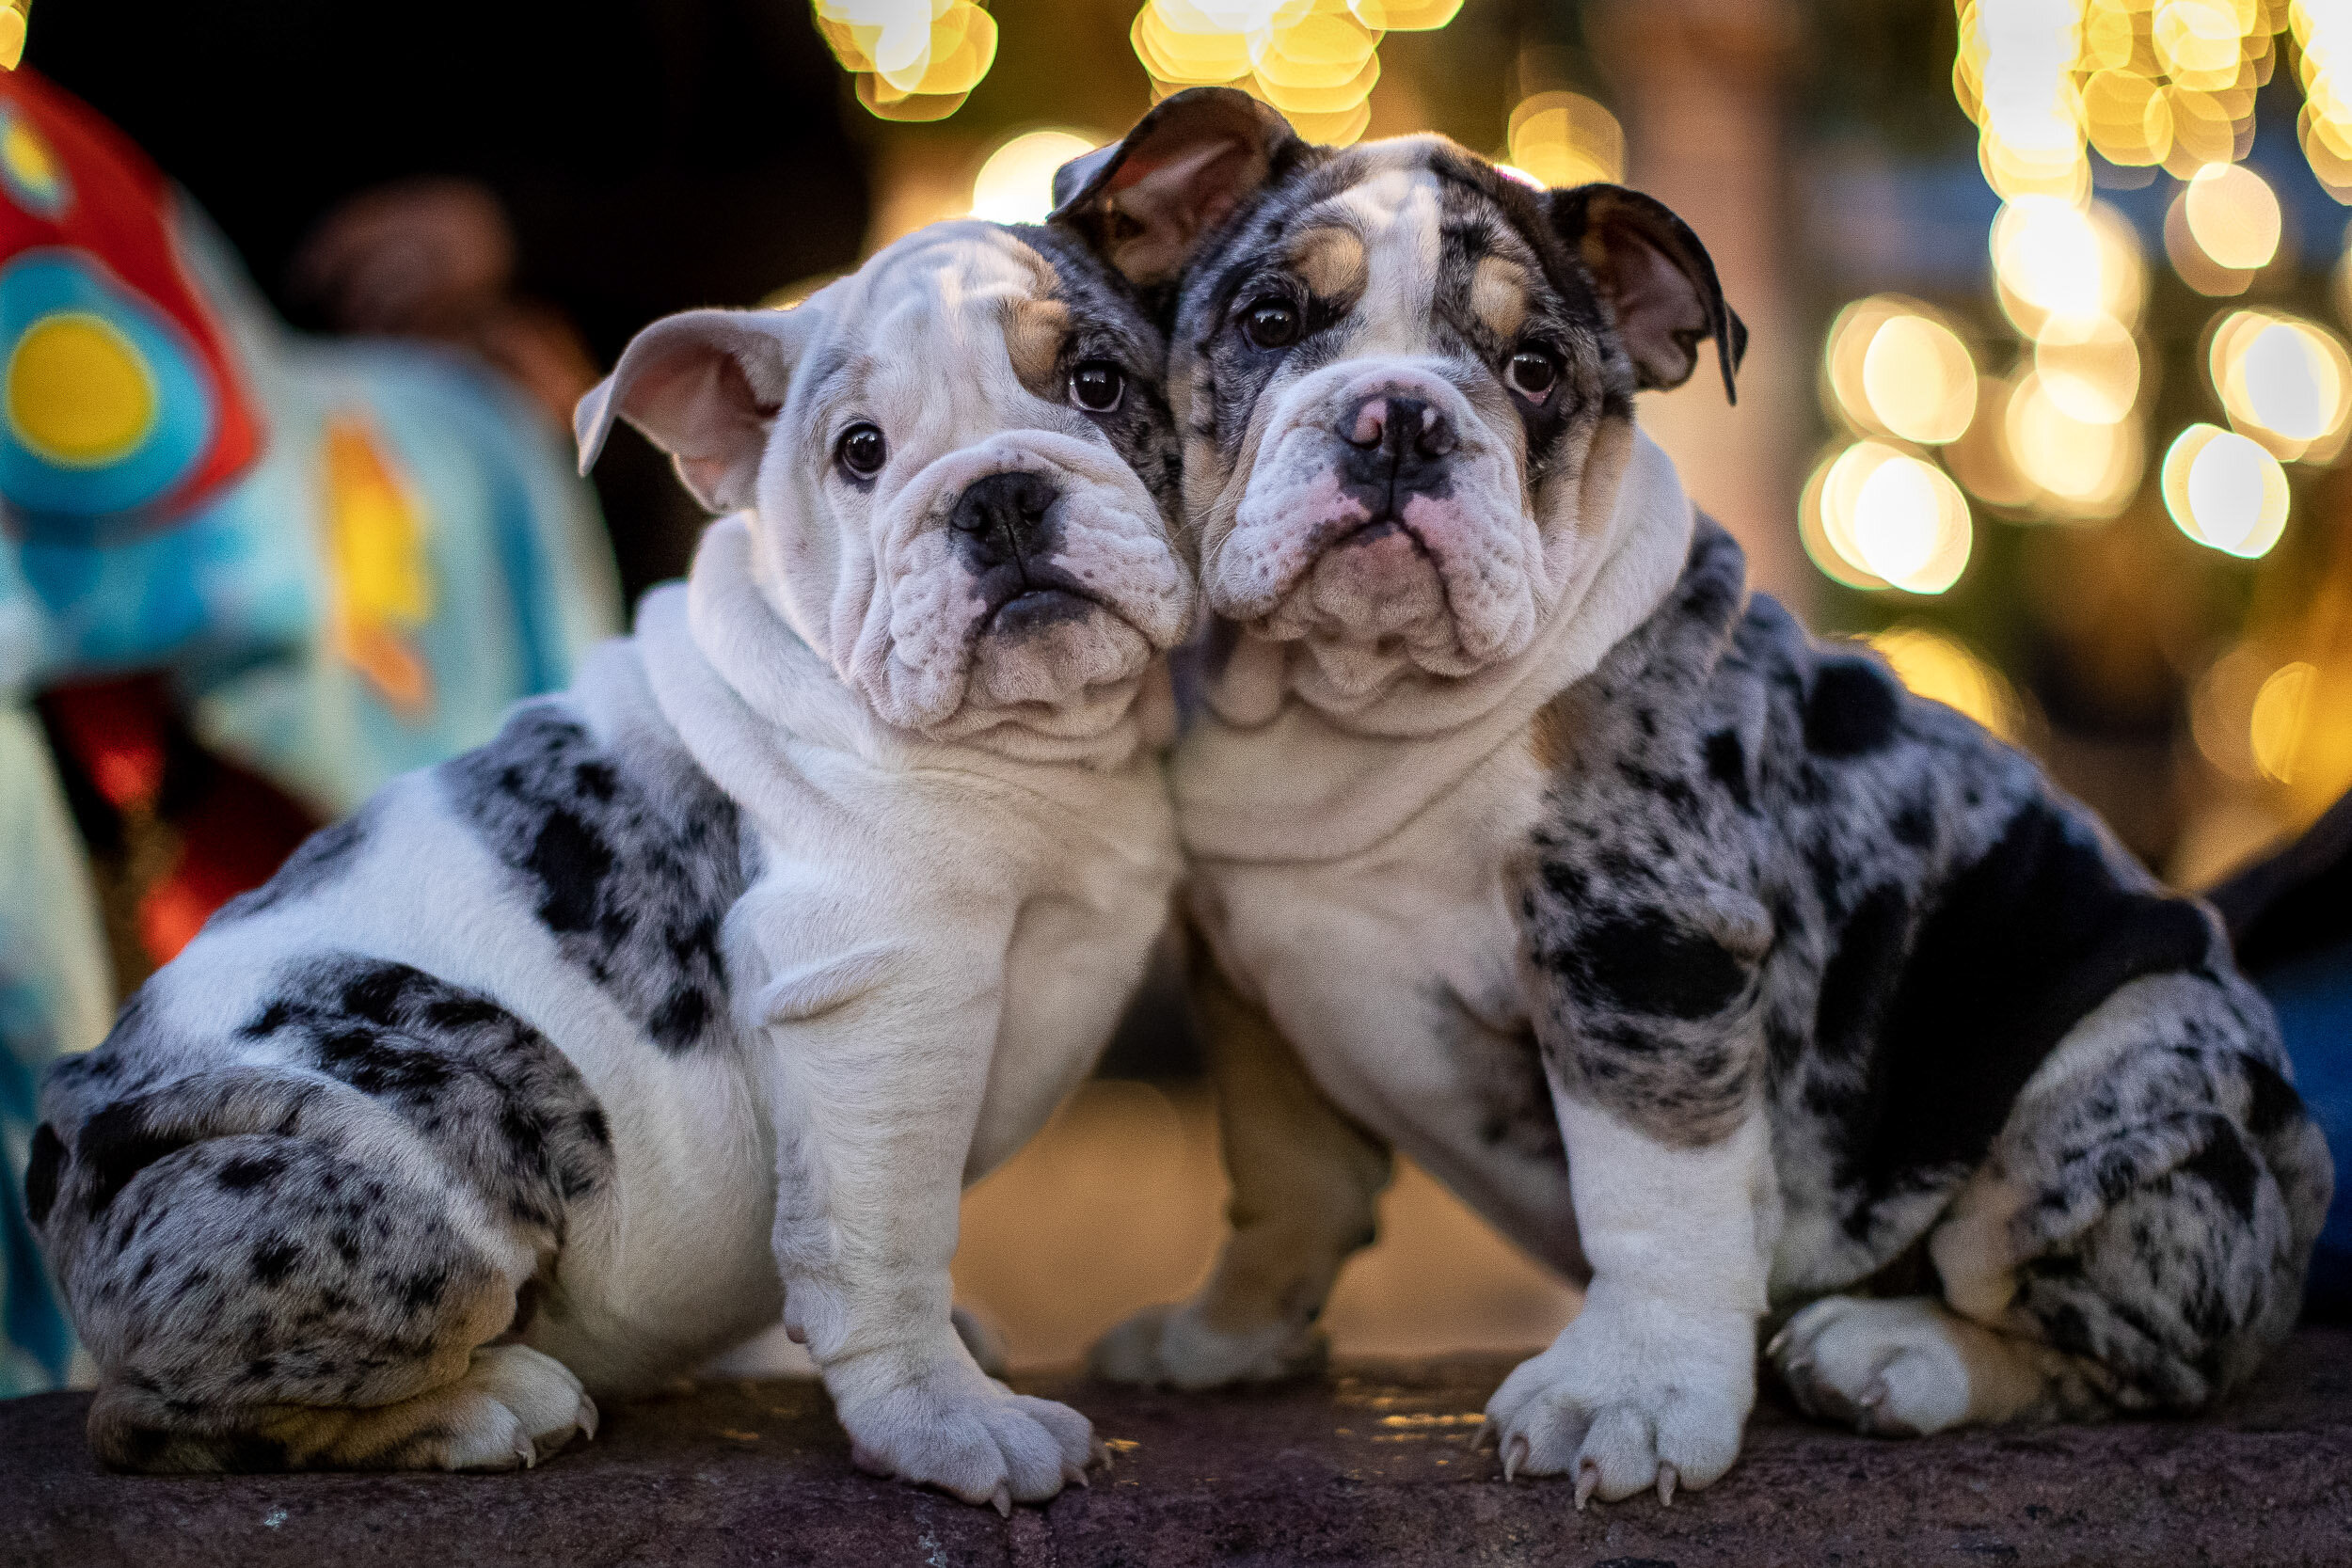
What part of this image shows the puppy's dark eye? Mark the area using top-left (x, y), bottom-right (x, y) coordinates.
top-left (1070, 360), bottom-right (1125, 413)
top-left (1244, 298), bottom-right (1300, 350)
top-left (835, 422), bottom-right (886, 480)
top-left (1508, 348), bottom-right (1560, 400)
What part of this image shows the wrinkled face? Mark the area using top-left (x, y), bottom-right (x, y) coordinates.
top-left (1174, 140), bottom-right (1632, 711)
top-left (778, 223), bottom-right (1194, 740)
top-left (580, 221), bottom-right (1195, 747)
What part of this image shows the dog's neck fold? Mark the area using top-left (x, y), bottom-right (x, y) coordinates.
top-left (644, 516), bottom-right (1170, 784)
top-left (1173, 427), bottom-right (1695, 864)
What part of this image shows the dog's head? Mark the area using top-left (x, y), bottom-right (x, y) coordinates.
top-left (575, 219), bottom-right (1195, 750)
top-left (1056, 88), bottom-right (1740, 719)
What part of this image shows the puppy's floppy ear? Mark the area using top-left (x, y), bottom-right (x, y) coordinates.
top-left (1548, 184), bottom-right (1746, 404)
top-left (575, 307), bottom-right (817, 513)
top-left (1049, 86), bottom-right (1309, 288)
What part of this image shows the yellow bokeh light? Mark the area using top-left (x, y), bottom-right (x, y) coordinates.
top-left (1130, 0), bottom-right (1452, 146)
top-left (1823, 295), bottom-right (1977, 445)
top-left (970, 129), bottom-right (1102, 225)
top-left (1862, 314), bottom-right (1979, 445)
top-left (2162, 422), bottom-right (2292, 557)
top-left (1869, 622), bottom-right (2025, 742)
top-left (817, 0), bottom-right (998, 119)
top-left (1506, 92), bottom-right (1625, 189)
top-left (2033, 316), bottom-right (2141, 424)
top-left (1991, 198), bottom-right (2145, 341)
top-left (2004, 371), bottom-right (2145, 516)
top-left (1804, 441), bottom-right (1973, 595)
top-left (2182, 162), bottom-right (2282, 272)
top-left (2250, 660), bottom-right (2317, 783)
top-left (1943, 372), bottom-right (2041, 511)
top-left (2210, 309), bottom-right (2352, 457)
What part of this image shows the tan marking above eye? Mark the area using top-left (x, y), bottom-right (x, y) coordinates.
top-left (1004, 297), bottom-right (1071, 396)
top-left (1290, 226), bottom-right (1369, 301)
top-left (1470, 255), bottom-right (1533, 342)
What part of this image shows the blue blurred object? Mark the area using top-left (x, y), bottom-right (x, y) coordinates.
top-left (2212, 790), bottom-right (2352, 1323)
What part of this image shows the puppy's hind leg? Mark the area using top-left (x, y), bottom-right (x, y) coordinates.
top-left (1089, 954), bottom-right (1391, 1389)
top-left (39, 1074), bottom-right (594, 1472)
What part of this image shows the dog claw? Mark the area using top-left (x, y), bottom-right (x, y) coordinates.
top-left (1063, 1461), bottom-right (1091, 1489)
top-left (991, 1485), bottom-right (1012, 1518)
top-left (1764, 1323), bottom-right (1791, 1360)
top-left (1502, 1434), bottom-right (1528, 1483)
top-left (512, 1434), bottom-right (537, 1470)
top-left (1859, 1379), bottom-right (1888, 1411)
top-left (1574, 1461), bottom-right (1599, 1512)
top-left (1657, 1465), bottom-right (1677, 1507)
top-left (1471, 1419), bottom-right (1497, 1452)
top-left (576, 1393), bottom-right (600, 1443)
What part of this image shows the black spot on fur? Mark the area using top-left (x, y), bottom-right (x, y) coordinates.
top-left (1804, 658), bottom-right (1901, 758)
top-left (1704, 729), bottom-right (1751, 812)
top-left (24, 1123), bottom-right (64, 1227)
top-left (215, 1152), bottom-right (287, 1193)
top-left (250, 1236), bottom-right (304, 1286)
top-left (1813, 884), bottom-right (1911, 1064)
top-left (76, 1101), bottom-right (195, 1215)
top-left (1838, 798), bottom-right (2214, 1194)
top-left (2239, 1053), bottom-right (2305, 1138)
top-left (2179, 1121), bottom-right (2263, 1222)
top-left (1563, 910), bottom-right (1748, 1021)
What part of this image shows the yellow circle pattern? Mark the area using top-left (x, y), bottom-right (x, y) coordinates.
top-left (6, 311), bottom-right (159, 467)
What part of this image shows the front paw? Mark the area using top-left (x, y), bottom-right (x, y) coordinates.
top-left (1087, 1302), bottom-right (1327, 1390)
top-left (837, 1360), bottom-right (1100, 1513)
top-left (1484, 1302), bottom-right (1753, 1506)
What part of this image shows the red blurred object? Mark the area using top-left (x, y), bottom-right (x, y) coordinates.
top-left (42, 674), bottom-right (316, 966)
top-left (0, 67), bottom-right (263, 525)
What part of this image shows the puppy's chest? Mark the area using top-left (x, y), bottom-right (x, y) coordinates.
top-left (1202, 742), bottom-right (1558, 1164)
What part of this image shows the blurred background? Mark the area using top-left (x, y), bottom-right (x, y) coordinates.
top-left (8, 0), bottom-right (2352, 1385)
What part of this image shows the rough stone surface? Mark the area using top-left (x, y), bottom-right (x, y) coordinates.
top-left (6, 1330), bottom-right (2350, 1567)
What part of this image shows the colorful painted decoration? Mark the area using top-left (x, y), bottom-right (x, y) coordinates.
top-left (0, 68), bottom-right (262, 535)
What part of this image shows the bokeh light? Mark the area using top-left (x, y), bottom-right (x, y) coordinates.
top-left (1503, 92), bottom-right (1624, 189)
top-left (815, 0), bottom-right (1001, 121)
top-left (2251, 658), bottom-right (2318, 782)
top-left (1803, 441), bottom-right (1974, 594)
top-left (1129, 0), bottom-right (1462, 147)
top-left (2208, 308), bottom-right (2352, 458)
top-left (1868, 622), bottom-right (2026, 742)
top-left (1824, 296), bottom-right (1977, 445)
top-left (2034, 315), bottom-right (2141, 423)
top-left (1990, 197), bottom-right (2146, 341)
top-left (2162, 421), bottom-right (2292, 556)
top-left (971, 129), bottom-right (1103, 224)
top-left (2183, 161), bottom-right (2282, 271)
top-left (2005, 370), bottom-right (2146, 516)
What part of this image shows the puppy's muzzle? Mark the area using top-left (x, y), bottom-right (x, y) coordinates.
top-left (1330, 391), bottom-right (1459, 544)
top-left (950, 469), bottom-right (1096, 634)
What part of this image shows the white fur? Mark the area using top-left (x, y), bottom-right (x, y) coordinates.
top-left (1483, 1099), bottom-right (1775, 1501)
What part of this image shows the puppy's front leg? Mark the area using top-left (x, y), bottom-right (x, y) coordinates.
top-left (1090, 948), bottom-right (1392, 1387)
top-left (759, 931), bottom-right (1096, 1512)
top-left (1491, 868), bottom-right (1778, 1504)
top-left (1485, 1094), bottom-right (1773, 1504)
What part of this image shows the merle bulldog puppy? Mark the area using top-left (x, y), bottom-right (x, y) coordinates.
top-left (1057, 89), bottom-right (2332, 1504)
top-left (24, 217), bottom-right (1196, 1507)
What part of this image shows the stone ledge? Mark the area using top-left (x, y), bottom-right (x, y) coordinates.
top-left (6, 1329), bottom-right (2350, 1568)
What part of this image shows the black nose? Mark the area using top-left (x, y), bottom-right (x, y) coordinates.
top-left (1341, 393), bottom-right (1457, 464)
top-left (950, 469), bottom-right (1059, 559)
top-left (949, 469), bottom-right (1061, 569)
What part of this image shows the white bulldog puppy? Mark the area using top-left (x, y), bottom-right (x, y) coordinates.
top-left (1067, 87), bottom-right (2325, 1510)
top-left (27, 217), bottom-right (1195, 1512)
